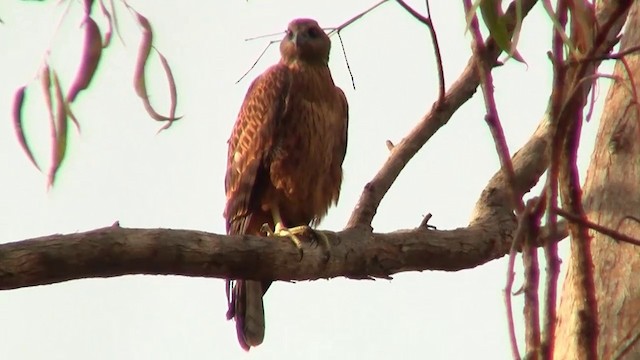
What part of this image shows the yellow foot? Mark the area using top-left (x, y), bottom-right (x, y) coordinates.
top-left (260, 223), bottom-right (303, 259)
top-left (260, 224), bottom-right (331, 262)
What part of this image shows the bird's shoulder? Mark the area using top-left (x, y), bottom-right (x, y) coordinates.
top-left (229, 64), bottom-right (293, 143)
top-left (243, 63), bottom-right (293, 101)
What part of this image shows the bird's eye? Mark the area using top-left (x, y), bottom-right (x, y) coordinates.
top-left (286, 30), bottom-right (293, 39)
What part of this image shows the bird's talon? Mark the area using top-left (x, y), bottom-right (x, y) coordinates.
top-left (302, 229), bottom-right (331, 262)
top-left (260, 223), bottom-right (275, 236)
top-left (313, 230), bottom-right (331, 263)
top-left (296, 244), bottom-right (304, 261)
top-left (271, 225), bottom-right (305, 260)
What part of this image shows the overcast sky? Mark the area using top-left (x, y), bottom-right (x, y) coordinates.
top-left (0, 1), bottom-right (613, 359)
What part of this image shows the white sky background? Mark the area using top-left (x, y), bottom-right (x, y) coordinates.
top-left (0, 1), bottom-right (613, 359)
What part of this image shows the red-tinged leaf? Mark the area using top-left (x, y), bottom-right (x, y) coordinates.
top-left (480, 1), bottom-right (509, 52)
top-left (49, 72), bottom-right (69, 188)
top-left (156, 48), bottom-right (181, 131)
top-left (12, 86), bottom-right (41, 171)
top-left (132, 10), bottom-right (152, 33)
top-left (140, 95), bottom-right (183, 123)
top-left (109, 0), bottom-right (125, 45)
top-left (67, 17), bottom-right (102, 103)
top-left (98, 0), bottom-right (113, 48)
top-left (66, 104), bottom-right (80, 131)
top-left (40, 64), bottom-right (54, 130)
top-left (480, 0), bottom-right (526, 63)
top-left (133, 12), bottom-right (152, 99)
top-left (130, 9), bottom-right (182, 124)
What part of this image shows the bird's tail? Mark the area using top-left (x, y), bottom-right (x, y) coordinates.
top-left (226, 279), bottom-right (265, 350)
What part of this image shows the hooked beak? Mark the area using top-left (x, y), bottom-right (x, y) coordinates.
top-left (290, 31), bottom-right (303, 47)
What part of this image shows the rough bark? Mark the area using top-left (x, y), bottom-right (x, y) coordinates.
top-left (0, 221), bottom-right (570, 290)
top-left (554, 3), bottom-right (640, 359)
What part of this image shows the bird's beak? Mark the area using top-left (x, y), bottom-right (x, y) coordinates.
top-left (291, 31), bottom-right (302, 47)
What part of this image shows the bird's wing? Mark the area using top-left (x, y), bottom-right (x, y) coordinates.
top-left (224, 64), bottom-right (292, 235)
top-left (334, 86), bottom-right (349, 167)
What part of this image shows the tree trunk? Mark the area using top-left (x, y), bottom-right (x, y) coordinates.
top-left (554, 4), bottom-right (640, 359)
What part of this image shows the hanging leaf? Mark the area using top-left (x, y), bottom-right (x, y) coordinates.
top-left (155, 48), bottom-right (180, 131)
top-left (511, 0), bottom-right (524, 60)
top-left (12, 86), bottom-right (41, 171)
top-left (49, 72), bottom-right (69, 187)
top-left (109, 0), bottom-right (125, 45)
top-left (480, 0), bottom-right (525, 63)
top-left (98, 0), bottom-right (113, 48)
top-left (40, 64), bottom-right (54, 131)
top-left (132, 10), bottom-right (152, 99)
top-left (67, 16), bottom-right (102, 104)
top-left (132, 9), bottom-right (182, 124)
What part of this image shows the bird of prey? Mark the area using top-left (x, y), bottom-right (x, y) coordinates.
top-left (223, 18), bottom-right (349, 350)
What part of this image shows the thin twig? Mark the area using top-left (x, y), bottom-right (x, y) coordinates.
top-left (418, 213), bottom-right (434, 229)
top-left (235, 40), bottom-right (279, 84)
top-left (244, 30), bottom-right (286, 42)
top-left (585, 75), bottom-right (598, 123)
top-left (541, 1), bottom-right (568, 357)
top-left (336, 31), bottom-right (356, 90)
top-left (396, 0), bottom-right (430, 25)
top-left (504, 204), bottom-right (528, 360)
top-left (396, 0), bottom-right (446, 103)
top-left (425, 0), bottom-right (445, 103)
top-left (568, 44), bottom-right (640, 64)
top-left (542, 221), bottom-right (560, 359)
top-left (523, 198), bottom-right (544, 359)
top-left (327, 0), bottom-right (390, 89)
top-left (554, 207), bottom-right (640, 247)
top-left (619, 57), bottom-right (640, 132)
top-left (327, 0), bottom-right (390, 36)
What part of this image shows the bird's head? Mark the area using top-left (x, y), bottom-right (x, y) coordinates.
top-left (280, 19), bottom-right (330, 65)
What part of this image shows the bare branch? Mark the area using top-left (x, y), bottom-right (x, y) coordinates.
top-left (505, 208), bottom-right (527, 360)
top-left (395, 0), bottom-right (445, 103)
top-left (425, 0), bottom-right (445, 104)
top-left (0, 221), bottom-right (548, 291)
top-left (542, 222), bottom-right (561, 358)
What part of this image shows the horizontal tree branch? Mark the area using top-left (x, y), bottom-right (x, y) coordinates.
top-left (0, 220), bottom-right (568, 290)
